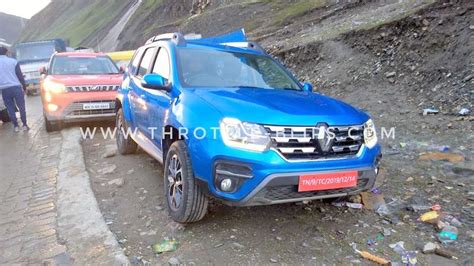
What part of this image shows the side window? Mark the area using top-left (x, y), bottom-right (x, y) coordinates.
top-left (129, 48), bottom-right (143, 75)
top-left (152, 48), bottom-right (170, 80)
top-left (137, 47), bottom-right (156, 77)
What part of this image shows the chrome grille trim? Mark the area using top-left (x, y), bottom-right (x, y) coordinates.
top-left (66, 85), bottom-right (120, 92)
top-left (264, 124), bottom-right (365, 161)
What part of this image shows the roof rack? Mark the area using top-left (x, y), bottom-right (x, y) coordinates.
top-left (145, 29), bottom-right (266, 54)
top-left (220, 41), bottom-right (266, 54)
top-left (145, 32), bottom-right (186, 46)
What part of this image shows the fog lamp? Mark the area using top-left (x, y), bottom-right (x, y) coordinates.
top-left (47, 103), bottom-right (58, 112)
top-left (220, 178), bottom-right (233, 192)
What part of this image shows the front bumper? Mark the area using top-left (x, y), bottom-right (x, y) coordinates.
top-left (42, 91), bottom-right (117, 122)
top-left (226, 167), bottom-right (377, 206)
top-left (192, 140), bottom-right (382, 205)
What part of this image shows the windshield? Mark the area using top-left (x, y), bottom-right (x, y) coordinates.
top-left (177, 48), bottom-right (301, 90)
top-left (51, 56), bottom-right (119, 75)
top-left (16, 42), bottom-right (56, 62)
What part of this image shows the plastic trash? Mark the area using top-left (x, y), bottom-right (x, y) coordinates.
top-left (376, 204), bottom-right (390, 216)
top-left (423, 108), bottom-right (439, 116)
top-left (458, 108), bottom-right (470, 116)
top-left (332, 201), bottom-right (363, 209)
top-left (390, 241), bottom-right (406, 255)
top-left (346, 203), bottom-right (363, 209)
top-left (402, 251), bottom-right (417, 266)
top-left (152, 239), bottom-right (178, 254)
top-left (351, 243), bottom-right (390, 265)
top-left (438, 225), bottom-right (458, 244)
top-left (371, 187), bottom-right (381, 194)
top-left (441, 214), bottom-right (462, 227)
top-left (390, 241), bottom-right (416, 266)
top-left (420, 211), bottom-right (440, 224)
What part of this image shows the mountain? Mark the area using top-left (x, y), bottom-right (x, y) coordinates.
top-left (19, 0), bottom-right (133, 49)
top-left (0, 12), bottom-right (28, 44)
top-left (19, 0), bottom-right (344, 51)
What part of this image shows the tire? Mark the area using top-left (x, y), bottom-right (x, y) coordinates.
top-left (164, 141), bottom-right (208, 223)
top-left (44, 115), bottom-right (61, 132)
top-left (116, 107), bottom-right (137, 154)
top-left (0, 109), bottom-right (11, 123)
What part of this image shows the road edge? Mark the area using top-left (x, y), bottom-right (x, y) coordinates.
top-left (56, 128), bottom-right (129, 265)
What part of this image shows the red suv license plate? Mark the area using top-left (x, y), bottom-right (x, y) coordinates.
top-left (298, 170), bottom-right (358, 192)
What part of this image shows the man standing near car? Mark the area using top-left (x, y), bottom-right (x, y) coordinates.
top-left (0, 46), bottom-right (29, 132)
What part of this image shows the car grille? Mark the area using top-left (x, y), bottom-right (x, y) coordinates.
top-left (257, 178), bottom-right (369, 201)
top-left (64, 100), bottom-right (116, 117)
top-left (66, 85), bottom-right (120, 92)
top-left (263, 124), bottom-right (364, 161)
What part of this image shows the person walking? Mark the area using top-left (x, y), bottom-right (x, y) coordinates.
top-left (0, 46), bottom-right (29, 132)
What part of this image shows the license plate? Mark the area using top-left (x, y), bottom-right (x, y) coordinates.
top-left (298, 170), bottom-right (358, 192)
top-left (82, 102), bottom-right (110, 110)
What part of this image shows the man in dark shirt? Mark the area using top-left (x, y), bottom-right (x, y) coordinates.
top-left (0, 46), bottom-right (29, 132)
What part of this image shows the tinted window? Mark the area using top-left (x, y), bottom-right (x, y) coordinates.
top-left (51, 56), bottom-right (119, 75)
top-left (152, 48), bottom-right (170, 80)
top-left (137, 47), bottom-right (156, 77)
top-left (130, 49), bottom-right (143, 74)
top-left (177, 48), bottom-right (300, 90)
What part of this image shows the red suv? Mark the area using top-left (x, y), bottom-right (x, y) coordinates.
top-left (40, 52), bottom-right (122, 131)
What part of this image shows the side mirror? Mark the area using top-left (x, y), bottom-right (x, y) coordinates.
top-left (142, 73), bottom-right (170, 91)
top-left (302, 82), bottom-right (313, 92)
top-left (39, 66), bottom-right (47, 75)
top-left (119, 66), bottom-right (126, 73)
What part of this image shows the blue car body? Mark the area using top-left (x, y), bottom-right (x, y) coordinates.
top-left (117, 29), bottom-right (381, 206)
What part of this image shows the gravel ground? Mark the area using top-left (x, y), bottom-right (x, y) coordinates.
top-left (81, 0), bottom-right (473, 264)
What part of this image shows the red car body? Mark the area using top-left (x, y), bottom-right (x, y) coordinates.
top-left (40, 52), bottom-right (122, 130)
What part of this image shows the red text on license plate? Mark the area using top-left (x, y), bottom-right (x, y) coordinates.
top-left (298, 171), bottom-right (358, 192)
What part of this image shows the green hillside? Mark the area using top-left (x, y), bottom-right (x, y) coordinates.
top-left (20, 0), bottom-right (131, 47)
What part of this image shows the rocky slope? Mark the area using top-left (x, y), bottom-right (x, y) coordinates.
top-left (19, 0), bottom-right (132, 47)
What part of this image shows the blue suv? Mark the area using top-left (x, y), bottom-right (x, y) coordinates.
top-left (116, 29), bottom-right (382, 223)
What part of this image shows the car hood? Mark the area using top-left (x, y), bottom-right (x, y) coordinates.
top-left (47, 74), bottom-right (123, 86)
top-left (191, 87), bottom-right (369, 126)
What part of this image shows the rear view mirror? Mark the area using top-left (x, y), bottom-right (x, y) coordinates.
top-left (142, 73), bottom-right (170, 91)
top-left (39, 66), bottom-right (47, 75)
top-left (302, 82), bottom-right (313, 92)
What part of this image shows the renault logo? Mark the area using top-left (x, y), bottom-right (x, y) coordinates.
top-left (315, 123), bottom-right (334, 153)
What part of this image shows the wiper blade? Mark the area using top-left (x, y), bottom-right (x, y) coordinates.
top-left (229, 85), bottom-right (267, 89)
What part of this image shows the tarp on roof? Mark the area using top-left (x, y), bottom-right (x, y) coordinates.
top-left (190, 28), bottom-right (247, 45)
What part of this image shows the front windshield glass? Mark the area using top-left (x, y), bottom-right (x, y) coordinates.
top-left (177, 48), bottom-right (301, 90)
top-left (51, 56), bottom-right (119, 75)
top-left (16, 42), bottom-right (56, 62)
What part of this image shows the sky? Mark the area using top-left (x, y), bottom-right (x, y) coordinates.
top-left (0, 0), bottom-right (51, 19)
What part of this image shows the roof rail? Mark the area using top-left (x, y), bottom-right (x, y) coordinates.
top-left (145, 32), bottom-right (186, 46)
top-left (221, 41), bottom-right (266, 54)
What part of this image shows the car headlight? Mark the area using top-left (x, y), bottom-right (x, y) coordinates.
top-left (364, 119), bottom-right (378, 149)
top-left (43, 79), bottom-right (66, 94)
top-left (220, 118), bottom-right (271, 152)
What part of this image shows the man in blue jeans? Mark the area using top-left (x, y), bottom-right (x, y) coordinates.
top-left (0, 46), bottom-right (29, 132)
